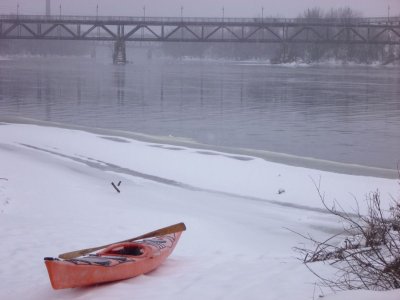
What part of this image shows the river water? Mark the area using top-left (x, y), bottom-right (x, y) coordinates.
top-left (0, 55), bottom-right (399, 169)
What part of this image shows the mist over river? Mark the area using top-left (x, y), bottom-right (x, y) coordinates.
top-left (0, 55), bottom-right (399, 169)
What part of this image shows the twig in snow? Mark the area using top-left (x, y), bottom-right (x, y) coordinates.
top-left (111, 182), bottom-right (120, 193)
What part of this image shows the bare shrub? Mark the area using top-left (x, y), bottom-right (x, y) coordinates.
top-left (294, 179), bottom-right (400, 291)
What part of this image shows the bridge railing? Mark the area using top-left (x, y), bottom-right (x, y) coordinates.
top-left (1, 14), bottom-right (400, 25)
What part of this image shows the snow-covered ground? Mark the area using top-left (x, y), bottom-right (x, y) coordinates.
top-left (0, 121), bottom-right (398, 300)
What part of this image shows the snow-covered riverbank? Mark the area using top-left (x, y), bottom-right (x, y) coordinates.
top-left (0, 121), bottom-right (398, 300)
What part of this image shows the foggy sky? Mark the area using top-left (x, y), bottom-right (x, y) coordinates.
top-left (0, 0), bottom-right (399, 18)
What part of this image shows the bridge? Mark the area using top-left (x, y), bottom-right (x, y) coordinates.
top-left (1, 14), bottom-right (399, 63)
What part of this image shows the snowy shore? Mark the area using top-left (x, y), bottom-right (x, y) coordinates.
top-left (0, 120), bottom-right (398, 300)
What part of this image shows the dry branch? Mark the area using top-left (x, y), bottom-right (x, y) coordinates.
top-left (294, 180), bottom-right (400, 291)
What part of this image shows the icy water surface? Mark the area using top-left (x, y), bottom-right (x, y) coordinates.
top-left (0, 56), bottom-right (399, 169)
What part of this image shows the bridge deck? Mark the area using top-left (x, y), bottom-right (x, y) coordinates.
top-left (1, 15), bottom-right (400, 26)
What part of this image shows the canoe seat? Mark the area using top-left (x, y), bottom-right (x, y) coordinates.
top-left (106, 245), bottom-right (144, 256)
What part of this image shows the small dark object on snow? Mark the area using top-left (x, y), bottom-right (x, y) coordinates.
top-left (111, 182), bottom-right (120, 193)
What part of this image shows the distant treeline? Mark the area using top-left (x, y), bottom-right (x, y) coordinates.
top-left (284, 7), bottom-right (399, 64)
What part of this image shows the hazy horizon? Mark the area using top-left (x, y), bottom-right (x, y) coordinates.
top-left (0, 0), bottom-right (399, 18)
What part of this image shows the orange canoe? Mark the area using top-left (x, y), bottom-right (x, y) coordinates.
top-left (44, 232), bottom-right (183, 289)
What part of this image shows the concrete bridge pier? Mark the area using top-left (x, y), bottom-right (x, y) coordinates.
top-left (113, 39), bottom-right (126, 64)
top-left (113, 25), bottom-right (127, 64)
top-left (279, 43), bottom-right (290, 63)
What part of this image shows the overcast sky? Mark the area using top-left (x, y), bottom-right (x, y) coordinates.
top-left (0, 0), bottom-right (399, 18)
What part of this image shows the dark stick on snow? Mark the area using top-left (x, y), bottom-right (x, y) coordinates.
top-left (117, 181), bottom-right (122, 187)
top-left (111, 182), bottom-right (120, 193)
top-left (0, 178), bottom-right (8, 181)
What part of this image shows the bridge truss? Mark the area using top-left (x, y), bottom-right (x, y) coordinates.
top-left (1, 15), bottom-right (399, 63)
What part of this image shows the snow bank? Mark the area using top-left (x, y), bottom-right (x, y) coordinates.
top-left (0, 122), bottom-right (398, 300)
